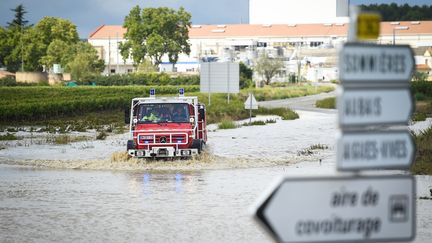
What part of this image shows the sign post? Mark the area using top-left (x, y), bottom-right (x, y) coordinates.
top-left (252, 11), bottom-right (417, 243)
top-left (244, 93), bottom-right (258, 124)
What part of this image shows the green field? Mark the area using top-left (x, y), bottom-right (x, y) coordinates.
top-left (0, 84), bottom-right (332, 125)
top-left (0, 86), bottom-right (199, 122)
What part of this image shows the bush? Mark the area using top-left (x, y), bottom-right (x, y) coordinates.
top-left (81, 73), bottom-right (200, 86)
top-left (415, 92), bottom-right (426, 101)
top-left (240, 62), bottom-right (253, 89)
top-left (243, 119), bottom-right (276, 126)
top-left (413, 113), bottom-right (427, 122)
top-left (0, 133), bottom-right (18, 140)
top-left (0, 77), bottom-right (17, 86)
top-left (257, 107), bottom-right (299, 120)
top-left (411, 81), bottom-right (432, 99)
top-left (0, 77), bottom-right (48, 87)
top-left (411, 127), bottom-right (432, 175)
top-left (244, 120), bottom-right (266, 126)
top-left (218, 119), bottom-right (237, 129)
top-left (316, 97), bottom-right (336, 109)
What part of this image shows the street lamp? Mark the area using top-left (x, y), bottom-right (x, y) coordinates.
top-left (393, 26), bottom-right (409, 45)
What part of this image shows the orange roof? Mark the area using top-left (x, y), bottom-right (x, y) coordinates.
top-left (89, 25), bottom-right (126, 39)
top-left (416, 64), bottom-right (431, 71)
top-left (88, 21), bottom-right (432, 39)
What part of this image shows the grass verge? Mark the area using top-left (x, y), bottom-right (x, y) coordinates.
top-left (316, 97), bottom-right (336, 109)
top-left (218, 119), bottom-right (238, 129)
top-left (411, 127), bottom-right (432, 175)
top-left (0, 133), bottom-right (18, 140)
top-left (257, 107), bottom-right (299, 120)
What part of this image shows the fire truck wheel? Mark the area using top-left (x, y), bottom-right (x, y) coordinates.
top-left (191, 139), bottom-right (203, 154)
top-left (127, 140), bottom-right (135, 150)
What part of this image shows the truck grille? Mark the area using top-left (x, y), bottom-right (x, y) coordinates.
top-left (137, 133), bottom-right (188, 145)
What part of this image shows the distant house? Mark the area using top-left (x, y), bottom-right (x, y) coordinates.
top-left (414, 47), bottom-right (432, 80)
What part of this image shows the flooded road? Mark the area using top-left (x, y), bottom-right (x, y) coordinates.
top-left (0, 164), bottom-right (283, 242)
top-left (1, 108), bottom-right (432, 242)
top-left (1, 163), bottom-right (431, 243)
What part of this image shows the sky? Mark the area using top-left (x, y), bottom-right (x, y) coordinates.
top-left (0, 0), bottom-right (430, 38)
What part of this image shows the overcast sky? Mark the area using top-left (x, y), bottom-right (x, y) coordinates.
top-left (0, 0), bottom-right (430, 38)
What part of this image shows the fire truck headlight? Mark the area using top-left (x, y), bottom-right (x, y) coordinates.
top-left (189, 117), bottom-right (195, 123)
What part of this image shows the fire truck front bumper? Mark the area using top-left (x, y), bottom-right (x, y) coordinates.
top-left (128, 147), bottom-right (199, 158)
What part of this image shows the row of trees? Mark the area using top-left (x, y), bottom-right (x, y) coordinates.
top-left (361, 3), bottom-right (432, 21)
top-left (0, 5), bottom-right (103, 81)
top-left (0, 5), bottom-right (292, 85)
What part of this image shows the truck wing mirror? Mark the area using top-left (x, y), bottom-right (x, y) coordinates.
top-left (124, 106), bottom-right (130, 124)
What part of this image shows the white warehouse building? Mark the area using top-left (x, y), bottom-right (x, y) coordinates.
top-left (249, 0), bottom-right (349, 25)
top-left (87, 0), bottom-right (432, 78)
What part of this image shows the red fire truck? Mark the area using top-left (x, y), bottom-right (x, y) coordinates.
top-left (126, 89), bottom-right (207, 158)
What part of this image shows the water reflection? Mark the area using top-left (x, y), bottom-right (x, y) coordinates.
top-left (175, 173), bottom-right (183, 193)
top-left (126, 171), bottom-right (203, 197)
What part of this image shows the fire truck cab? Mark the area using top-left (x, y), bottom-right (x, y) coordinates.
top-left (126, 89), bottom-right (207, 158)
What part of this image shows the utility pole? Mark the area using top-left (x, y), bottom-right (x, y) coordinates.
top-left (116, 32), bottom-right (120, 73)
top-left (108, 36), bottom-right (111, 76)
top-left (20, 26), bottom-right (24, 72)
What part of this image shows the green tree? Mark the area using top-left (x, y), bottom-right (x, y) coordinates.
top-left (0, 4), bottom-right (31, 72)
top-left (255, 53), bottom-right (284, 85)
top-left (120, 6), bottom-right (191, 69)
top-left (239, 62), bottom-right (253, 89)
top-left (7, 4), bottom-right (29, 28)
top-left (40, 40), bottom-right (75, 70)
top-left (32, 17), bottom-right (79, 71)
top-left (361, 3), bottom-right (432, 21)
top-left (137, 58), bottom-right (158, 73)
top-left (66, 42), bottom-right (105, 81)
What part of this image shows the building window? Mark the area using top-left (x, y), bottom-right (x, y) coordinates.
top-left (127, 69), bottom-right (133, 73)
top-left (110, 69), bottom-right (116, 74)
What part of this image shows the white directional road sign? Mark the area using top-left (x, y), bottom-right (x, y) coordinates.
top-left (254, 175), bottom-right (415, 243)
top-left (337, 130), bottom-right (415, 171)
top-left (339, 43), bottom-right (414, 84)
top-left (338, 88), bottom-right (413, 126)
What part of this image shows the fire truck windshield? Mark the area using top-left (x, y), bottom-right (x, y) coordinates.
top-left (138, 103), bottom-right (190, 123)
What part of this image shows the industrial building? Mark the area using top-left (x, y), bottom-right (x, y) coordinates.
top-left (88, 0), bottom-right (432, 81)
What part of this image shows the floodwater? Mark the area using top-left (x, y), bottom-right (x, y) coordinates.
top-left (1, 111), bottom-right (431, 242)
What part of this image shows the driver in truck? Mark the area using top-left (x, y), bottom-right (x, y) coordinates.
top-left (141, 107), bottom-right (158, 122)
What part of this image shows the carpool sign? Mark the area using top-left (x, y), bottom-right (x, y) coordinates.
top-left (254, 175), bottom-right (415, 243)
